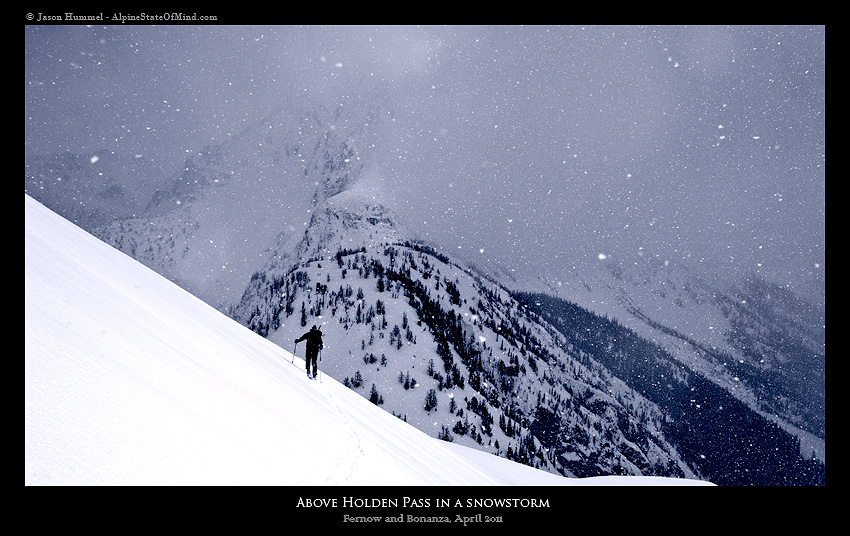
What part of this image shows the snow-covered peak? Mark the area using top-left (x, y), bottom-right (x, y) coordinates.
top-left (330, 164), bottom-right (389, 205)
top-left (27, 194), bottom-right (713, 486)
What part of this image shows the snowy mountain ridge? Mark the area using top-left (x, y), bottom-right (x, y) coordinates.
top-left (27, 193), bottom-right (715, 486)
top-left (228, 166), bottom-right (824, 485)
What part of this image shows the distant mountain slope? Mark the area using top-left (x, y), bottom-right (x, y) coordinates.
top-left (512, 290), bottom-right (825, 485)
top-left (495, 250), bottom-right (825, 456)
top-left (24, 150), bottom-right (168, 228)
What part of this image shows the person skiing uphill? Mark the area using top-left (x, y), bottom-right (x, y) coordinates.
top-left (295, 325), bottom-right (323, 379)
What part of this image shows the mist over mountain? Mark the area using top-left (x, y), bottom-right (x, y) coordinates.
top-left (24, 150), bottom-right (169, 228)
top-left (25, 90), bottom-right (824, 485)
top-left (26, 25), bottom-right (825, 307)
top-left (27, 96), bottom-right (391, 308)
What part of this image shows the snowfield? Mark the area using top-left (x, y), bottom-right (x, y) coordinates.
top-left (25, 194), bottom-right (712, 486)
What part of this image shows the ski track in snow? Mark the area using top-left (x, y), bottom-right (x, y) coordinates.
top-left (298, 363), bottom-right (364, 485)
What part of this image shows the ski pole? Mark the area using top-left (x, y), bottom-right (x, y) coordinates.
top-left (292, 341), bottom-right (297, 364)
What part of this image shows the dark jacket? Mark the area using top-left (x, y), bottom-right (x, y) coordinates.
top-left (296, 326), bottom-right (323, 356)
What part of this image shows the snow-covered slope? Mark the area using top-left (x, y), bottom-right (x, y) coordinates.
top-left (25, 195), bottom-right (710, 486)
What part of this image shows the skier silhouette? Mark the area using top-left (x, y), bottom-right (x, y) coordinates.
top-left (295, 325), bottom-right (323, 379)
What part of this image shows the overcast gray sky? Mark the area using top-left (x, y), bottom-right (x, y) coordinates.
top-left (25, 24), bottom-right (825, 302)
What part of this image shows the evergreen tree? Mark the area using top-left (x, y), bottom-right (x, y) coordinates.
top-left (424, 389), bottom-right (438, 412)
top-left (369, 383), bottom-right (382, 405)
